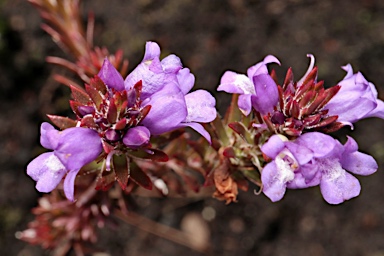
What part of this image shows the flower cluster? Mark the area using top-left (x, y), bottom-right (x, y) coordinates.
top-left (27, 41), bottom-right (216, 201)
top-left (218, 54), bottom-right (383, 204)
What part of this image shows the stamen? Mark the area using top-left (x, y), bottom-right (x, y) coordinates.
top-left (297, 54), bottom-right (315, 86)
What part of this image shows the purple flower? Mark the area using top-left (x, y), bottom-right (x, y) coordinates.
top-left (325, 64), bottom-right (384, 125)
top-left (217, 55), bottom-right (280, 115)
top-left (99, 42), bottom-right (216, 142)
top-left (261, 132), bottom-right (377, 204)
top-left (27, 123), bottom-right (102, 201)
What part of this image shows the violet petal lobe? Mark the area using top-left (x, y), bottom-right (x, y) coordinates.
top-left (98, 58), bottom-right (125, 91)
top-left (177, 68), bottom-right (195, 95)
top-left (286, 170), bottom-right (321, 189)
top-left (237, 94), bottom-right (253, 116)
top-left (341, 151), bottom-right (378, 176)
top-left (143, 41), bottom-right (161, 62)
top-left (161, 54), bottom-right (182, 73)
top-left (261, 161), bottom-right (289, 202)
top-left (54, 127), bottom-right (102, 171)
top-left (217, 71), bottom-right (255, 95)
top-left (123, 126), bottom-right (151, 148)
top-left (296, 132), bottom-right (337, 158)
top-left (184, 90), bottom-right (216, 123)
top-left (247, 55), bottom-right (281, 78)
top-left (27, 152), bottom-right (67, 193)
top-left (284, 141), bottom-right (313, 165)
top-left (261, 135), bottom-right (287, 159)
top-left (40, 122), bottom-right (59, 150)
top-left (178, 122), bottom-right (212, 144)
top-left (63, 169), bottom-right (81, 202)
top-left (320, 169), bottom-right (361, 204)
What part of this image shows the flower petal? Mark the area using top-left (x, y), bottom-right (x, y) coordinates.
top-left (247, 55), bottom-right (280, 78)
top-left (261, 135), bottom-right (286, 159)
top-left (40, 122), bottom-right (59, 150)
top-left (143, 41), bottom-right (161, 62)
top-left (63, 169), bottom-right (81, 202)
top-left (54, 127), bottom-right (102, 171)
top-left (341, 151), bottom-right (378, 176)
top-left (141, 83), bottom-right (187, 135)
top-left (285, 141), bottom-right (314, 165)
top-left (98, 58), bottom-right (125, 91)
top-left (296, 132), bottom-right (337, 158)
top-left (238, 94), bottom-right (253, 116)
top-left (27, 152), bottom-right (67, 193)
top-left (320, 170), bottom-right (361, 204)
top-left (286, 170), bottom-right (321, 189)
top-left (178, 122), bottom-right (211, 143)
top-left (261, 161), bottom-right (288, 202)
top-left (217, 71), bottom-right (255, 94)
top-left (161, 54), bottom-right (182, 73)
top-left (184, 90), bottom-right (216, 123)
top-left (177, 68), bottom-right (195, 95)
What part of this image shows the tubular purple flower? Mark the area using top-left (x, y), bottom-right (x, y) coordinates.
top-left (325, 64), bottom-right (384, 125)
top-left (261, 132), bottom-right (378, 204)
top-left (27, 123), bottom-right (102, 201)
top-left (217, 55), bottom-right (280, 115)
top-left (124, 41), bottom-right (185, 99)
top-left (97, 41), bottom-right (217, 142)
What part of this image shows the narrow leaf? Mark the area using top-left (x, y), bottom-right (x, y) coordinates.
top-left (129, 161), bottom-right (152, 190)
top-left (47, 115), bottom-right (77, 129)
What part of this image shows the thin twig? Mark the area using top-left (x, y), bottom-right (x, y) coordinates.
top-left (113, 209), bottom-right (210, 254)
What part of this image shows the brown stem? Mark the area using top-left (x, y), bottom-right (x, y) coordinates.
top-left (113, 209), bottom-right (210, 254)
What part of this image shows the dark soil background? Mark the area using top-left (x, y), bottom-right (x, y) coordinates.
top-left (1, 0), bottom-right (384, 255)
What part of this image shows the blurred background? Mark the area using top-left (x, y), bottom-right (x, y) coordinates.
top-left (1, 0), bottom-right (384, 255)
